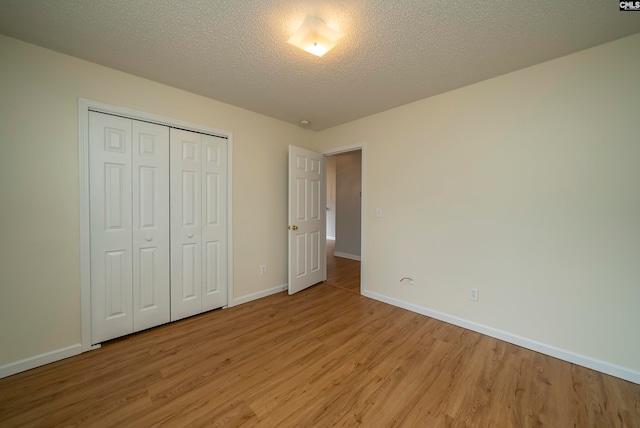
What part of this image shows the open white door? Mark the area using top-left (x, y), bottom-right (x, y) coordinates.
top-left (288, 145), bottom-right (326, 294)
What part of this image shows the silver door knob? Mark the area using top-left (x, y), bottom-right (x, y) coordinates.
top-left (145, 236), bottom-right (153, 242)
top-left (187, 233), bottom-right (194, 238)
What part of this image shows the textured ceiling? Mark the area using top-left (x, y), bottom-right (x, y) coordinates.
top-left (1, 1), bottom-right (639, 130)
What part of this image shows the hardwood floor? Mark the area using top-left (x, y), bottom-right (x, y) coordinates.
top-left (325, 239), bottom-right (360, 295)
top-left (1, 280), bottom-right (639, 426)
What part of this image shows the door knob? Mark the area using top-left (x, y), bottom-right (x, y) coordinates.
top-left (289, 225), bottom-right (298, 230)
top-left (187, 233), bottom-right (194, 238)
top-left (145, 236), bottom-right (153, 242)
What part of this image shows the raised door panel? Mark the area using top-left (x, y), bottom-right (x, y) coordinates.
top-left (170, 128), bottom-right (202, 321)
top-left (308, 160), bottom-right (323, 276)
top-left (89, 112), bottom-right (133, 343)
top-left (132, 121), bottom-right (170, 332)
top-left (295, 234), bottom-right (307, 277)
top-left (201, 135), bottom-right (227, 311)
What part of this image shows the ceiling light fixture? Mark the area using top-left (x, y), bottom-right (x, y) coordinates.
top-left (287, 16), bottom-right (344, 57)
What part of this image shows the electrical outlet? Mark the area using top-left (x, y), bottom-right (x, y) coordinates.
top-left (260, 265), bottom-right (267, 275)
top-left (469, 288), bottom-right (479, 301)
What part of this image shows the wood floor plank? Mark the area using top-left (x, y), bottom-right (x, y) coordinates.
top-left (1, 245), bottom-right (638, 427)
top-left (244, 306), bottom-right (420, 425)
top-left (325, 239), bottom-right (360, 294)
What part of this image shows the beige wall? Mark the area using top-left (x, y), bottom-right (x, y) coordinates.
top-left (311, 33), bottom-right (640, 374)
top-left (0, 35), bottom-right (308, 366)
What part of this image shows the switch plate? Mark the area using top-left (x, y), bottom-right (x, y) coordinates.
top-left (376, 208), bottom-right (383, 217)
top-left (260, 265), bottom-right (267, 275)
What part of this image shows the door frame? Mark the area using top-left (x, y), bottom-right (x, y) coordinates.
top-left (323, 143), bottom-right (366, 294)
top-left (78, 98), bottom-right (234, 352)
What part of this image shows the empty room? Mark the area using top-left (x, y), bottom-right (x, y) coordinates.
top-left (1, 1), bottom-right (639, 426)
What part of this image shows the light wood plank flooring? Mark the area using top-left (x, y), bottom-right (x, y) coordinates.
top-left (1, 282), bottom-right (639, 425)
top-left (325, 239), bottom-right (360, 295)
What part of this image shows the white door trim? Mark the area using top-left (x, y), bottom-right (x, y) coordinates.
top-left (323, 143), bottom-right (366, 294)
top-left (78, 98), bottom-right (234, 352)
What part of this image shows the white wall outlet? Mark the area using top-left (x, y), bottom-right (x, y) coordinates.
top-left (469, 288), bottom-right (479, 301)
top-left (376, 208), bottom-right (383, 217)
top-left (260, 265), bottom-right (267, 275)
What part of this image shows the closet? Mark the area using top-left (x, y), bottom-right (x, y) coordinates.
top-left (89, 111), bottom-right (228, 344)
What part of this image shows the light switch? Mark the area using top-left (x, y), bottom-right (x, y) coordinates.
top-left (376, 208), bottom-right (383, 217)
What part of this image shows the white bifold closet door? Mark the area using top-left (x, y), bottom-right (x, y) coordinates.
top-left (170, 128), bottom-right (228, 321)
top-left (89, 112), bottom-right (170, 344)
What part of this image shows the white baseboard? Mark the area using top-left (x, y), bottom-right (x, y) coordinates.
top-left (327, 236), bottom-right (335, 240)
top-left (362, 290), bottom-right (640, 385)
top-left (0, 344), bottom-right (82, 379)
top-left (232, 284), bottom-right (288, 306)
top-left (334, 252), bottom-right (361, 261)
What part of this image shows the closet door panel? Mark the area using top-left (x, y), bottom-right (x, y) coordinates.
top-left (132, 121), bottom-right (170, 332)
top-left (89, 112), bottom-right (134, 344)
top-left (170, 129), bottom-right (202, 321)
top-left (202, 135), bottom-right (228, 311)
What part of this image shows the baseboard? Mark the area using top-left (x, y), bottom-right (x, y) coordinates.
top-left (0, 344), bottom-right (82, 379)
top-left (333, 252), bottom-right (361, 261)
top-left (327, 236), bottom-right (335, 240)
top-left (362, 290), bottom-right (640, 385)
top-left (232, 284), bottom-right (288, 306)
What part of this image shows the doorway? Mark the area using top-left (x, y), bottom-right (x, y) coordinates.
top-left (324, 148), bottom-right (363, 294)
